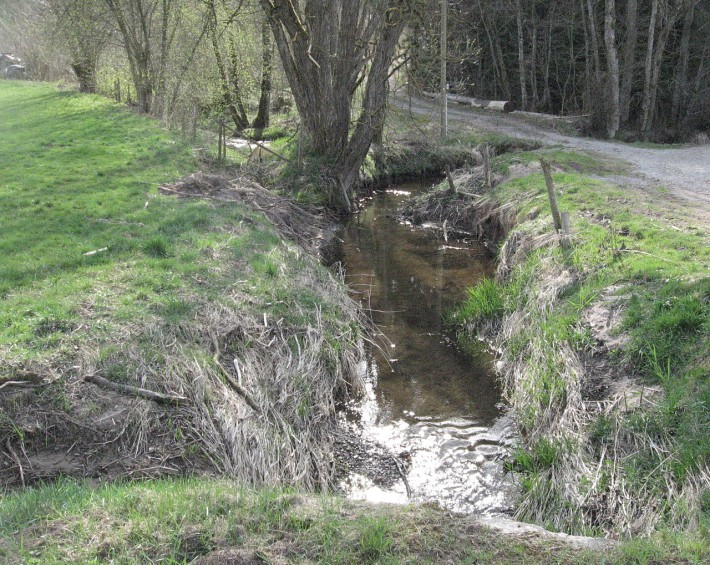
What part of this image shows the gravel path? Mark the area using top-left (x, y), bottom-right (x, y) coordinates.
top-left (397, 95), bottom-right (710, 222)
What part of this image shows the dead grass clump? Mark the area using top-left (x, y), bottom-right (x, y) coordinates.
top-left (1, 293), bottom-right (363, 490)
top-left (160, 172), bottom-right (327, 254)
top-left (401, 168), bottom-right (528, 248)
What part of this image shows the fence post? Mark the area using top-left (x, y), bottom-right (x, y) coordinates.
top-left (540, 158), bottom-right (562, 231)
top-left (540, 158), bottom-right (571, 248)
top-left (483, 143), bottom-right (492, 191)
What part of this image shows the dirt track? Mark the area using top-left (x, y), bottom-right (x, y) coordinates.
top-left (397, 95), bottom-right (710, 222)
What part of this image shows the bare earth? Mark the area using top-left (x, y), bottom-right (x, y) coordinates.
top-left (397, 95), bottom-right (710, 224)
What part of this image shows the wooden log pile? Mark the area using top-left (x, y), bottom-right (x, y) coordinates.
top-left (422, 91), bottom-right (516, 113)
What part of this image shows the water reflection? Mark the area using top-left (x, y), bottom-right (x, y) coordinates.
top-left (341, 181), bottom-right (515, 514)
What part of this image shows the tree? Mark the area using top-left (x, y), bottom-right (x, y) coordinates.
top-left (619, 0), bottom-right (637, 126)
top-left (670, 0), bottom-right (696, 123)
top-left (48, 0), bottom-right (112, 93)
top-left (259, 0), bottom-right (410, 211)
top-left (251, 14), bottom-right (273, 131)
top-left (514, 0), bottom-right (527, 109)
top-left (604, 0), bottom-right (620, 138)
top-left (204, 0), bottom-right (250, 130)
top-left (103, 0), bottom-right (181, 114)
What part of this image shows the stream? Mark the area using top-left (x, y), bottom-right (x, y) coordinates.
top-left (337, 179), bottom-right (516, 515)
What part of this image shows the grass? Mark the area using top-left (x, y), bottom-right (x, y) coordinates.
top-left (446, 146), bottom-right (709, 539)
top-left (0, 477), bottom-right (673, 564)
top-left (0, 80), bottom-right (363, 491)
top-left (450, 278), bottom-right (505, 326)
top-left (0, 80), bottom-right (350, 369)
top-left (1, 478), bottom-right (706, 564)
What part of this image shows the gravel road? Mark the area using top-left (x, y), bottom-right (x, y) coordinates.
top-left (397, 95), bottom-right (710, 222)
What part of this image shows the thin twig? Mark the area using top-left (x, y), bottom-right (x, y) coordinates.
top-left (5, 439), bottom-right (24, 487)
top-left (0, 380), bottom-right (36, 390)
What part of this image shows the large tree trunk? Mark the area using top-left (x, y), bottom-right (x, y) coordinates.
top-left (261, 0), bottom-right (409, 212)
top-left (604, 0), bottom-right (620, 138)
top-left (619, 0), bottom-right (637, 125)
top-left (71, 58), bottom-right (98, 93)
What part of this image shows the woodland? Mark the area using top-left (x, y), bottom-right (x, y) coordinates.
top-left (2, 0), bottom-right (708, 196)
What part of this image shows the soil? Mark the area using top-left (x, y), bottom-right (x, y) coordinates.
top-left (397, 94), bottom-right (710, 224)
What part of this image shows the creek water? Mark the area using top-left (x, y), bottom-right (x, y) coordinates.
top-left (338, 179), bottom-right (515, 515)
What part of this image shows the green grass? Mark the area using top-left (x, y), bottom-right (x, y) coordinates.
top-left (0, 81), bottom-right (364, 496)
top-left (0, 477), bottom-right (639, 564)
top-left (449, 147), bottom-right (709, 538)
top-left (0, 81), bottom-right (347, 373)
top-left (449, 278), bottom-right (505, 326)
top-left (0, 478), bottom-right (706, 564)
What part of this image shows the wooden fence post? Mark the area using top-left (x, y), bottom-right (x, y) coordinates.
top-left (561, 211), bottom-right (571, 248)
top-left (190, 105), bottom-right (198, 141)
top-left (540, 158), bottom-right (562, 231)
top-left (217, 119), bottom-right (224, 164)
top-left (540, 158), bottom-right (571, 248)
top-left (221, 120), bottom-right (227, 162)
top-left (483, 143), bottom-right (492, 191)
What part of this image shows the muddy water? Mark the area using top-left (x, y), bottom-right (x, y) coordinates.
top-left (340, 180), bottom-right (515, 514)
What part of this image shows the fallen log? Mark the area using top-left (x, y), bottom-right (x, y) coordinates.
top-left (85, 374), bottom-right (187, 405)
top-left (422, 91), bottom-right (516, 113)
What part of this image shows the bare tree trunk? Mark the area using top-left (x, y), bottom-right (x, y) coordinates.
top-left (494, 33), bottom-right (512, 100)
top-left (605, 0), bottom-right (620, 138)
top-left (261, 0), bottom-right (409, 212)
top-left (515, 0), bottom-right (527, 110)
top-left (640, 0), bottom-right (660, 135)
top-left (252, 15), bottom-right (273, 131)
top-left (206, 0), bottom-right (248, 130)
top-left (530, 19), bottom-right (539, 110)
top-left (642, 0), bottom-right (680, 136)
top-left (541, 17), bottom-right (553, 112)
top-left (440, 0), bottom-right (448, 141)
top-left (619, 0), bottom-right (637, 125)
top-left (104, 0), bottom-right (158, 114)
top-left (586, 0), bottom-right (602, 84)
top-left (71, 59), bottom-right (98, 93)
top-left (477, 1), bottom-right (510, 100)
top-left (580, 0), bottom-right (592, 111)
top-left (670, 0), bottom-right (695, 123)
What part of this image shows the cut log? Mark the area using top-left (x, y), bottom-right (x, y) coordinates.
top-left (422, 91), bottom-right (516, 113)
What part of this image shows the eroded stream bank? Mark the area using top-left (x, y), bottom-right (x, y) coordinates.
top-left (334, 179), bottom-right (516, 514)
